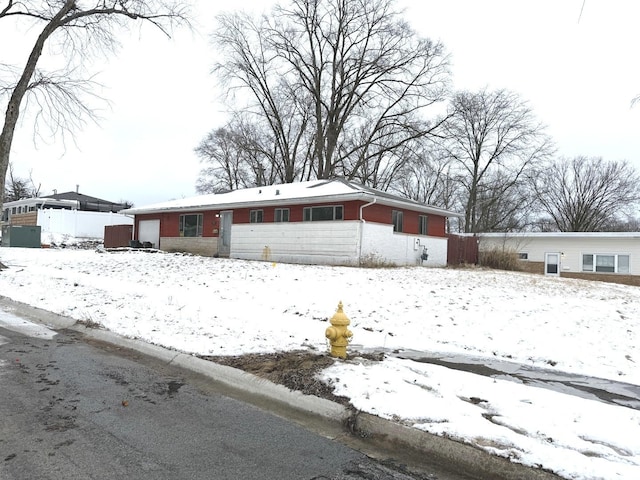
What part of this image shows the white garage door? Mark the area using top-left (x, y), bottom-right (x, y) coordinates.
top-left (138, 220), bottom-right (160, 248)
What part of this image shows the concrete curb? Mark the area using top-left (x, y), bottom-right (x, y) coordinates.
top-left (355, 413), bottom-right (560, 480)
top-left (1, 297), bottom-right (561, 480)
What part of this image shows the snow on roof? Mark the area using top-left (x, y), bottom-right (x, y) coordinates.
top-left (2, 197), bottom-right (78, 209)
top-left (122, 179), bottom-right (462, 217)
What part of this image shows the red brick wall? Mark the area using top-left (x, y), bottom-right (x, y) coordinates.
top-left (232, 202), bottom-right (363, 223)
top-left (359, 203), bottom-right (446, 236)
top-left (136, 200), bottom-right (448, 238)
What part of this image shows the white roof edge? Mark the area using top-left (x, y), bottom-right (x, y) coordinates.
top-left (478, 232), bottom-right (640, 238)
top-left (3, 198), bottom-right (78, 208)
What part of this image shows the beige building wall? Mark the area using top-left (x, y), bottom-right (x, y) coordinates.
top-left (479, 233), bottom-right (640, 285)
top-left (160, 236), bottom-right (219, 257)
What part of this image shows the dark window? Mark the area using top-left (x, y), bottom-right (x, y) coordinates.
top-left (392, 210), bottom-right (403, 232)
top-left (250, 210), bottom-right (264, 223)
top-left (179, 214), bottom-right (203, 237)
top-left (595, 255), bottom-right (615, 273)
top-left (418, 215), bottom-right (428, 235)
top-left (303, 205), bottom-right (343, 221)
top-left (518, 252), bottom-right (529, 260)
top-left (274, 208), bottom-right (290, 222)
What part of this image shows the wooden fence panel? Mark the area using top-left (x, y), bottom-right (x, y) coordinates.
top-left (447, 234), bottom-right (479, 265)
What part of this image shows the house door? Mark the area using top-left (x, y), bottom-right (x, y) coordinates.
top-left (138, 219), bottom-right (160, 248)
top-left (218, 211), bottom-right (232, 257)
top-left (544, 252), bottom-right (560, 276)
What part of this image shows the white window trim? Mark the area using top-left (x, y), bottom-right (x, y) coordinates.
top-left (582, 253), bottom-right (630, 274)
top-left (303, 205), bottom-right (343, 221)
top-left (418, 215), bottom-right (428, 235)
top-left (250, 209), bottom-right (264, 223)
top-left (392, 210), bottom-right (403, 233)
top-left (274, 208), bottom-right (290, 222)
top-left (179, 213), bottom-right (204, 237)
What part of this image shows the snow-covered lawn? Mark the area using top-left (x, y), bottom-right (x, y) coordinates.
top-left (0, 247), bottom-right (638, 480)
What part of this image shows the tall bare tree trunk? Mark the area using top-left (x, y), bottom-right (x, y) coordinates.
top-left (0, 1), bottom-right (75, 205)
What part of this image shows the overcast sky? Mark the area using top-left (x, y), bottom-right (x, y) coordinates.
top-left (3, 0), bottom-right (640, 207)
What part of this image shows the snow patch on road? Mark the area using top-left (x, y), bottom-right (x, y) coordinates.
top-left (0, 310), bottom-right (57, 339)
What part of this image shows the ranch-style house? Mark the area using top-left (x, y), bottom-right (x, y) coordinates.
top-left (122, 178), bottom-right (462, 267)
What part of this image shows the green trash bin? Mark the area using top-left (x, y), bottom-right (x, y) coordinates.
top-left (1, 225), bottom-right (42, 248)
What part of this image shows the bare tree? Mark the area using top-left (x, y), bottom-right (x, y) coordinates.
top-left (391, 142), bottom-right (459, 208)
top-left (210, 0), bottom-right (450, 187)
top-left (0, 0), bottom-right (189, 207)
top-left (603, 215), bottom-right (640, 232)
top-left (212, 11), bottom-right (314, 185)
top-left (531, 156), bottom-right (640, 231)
top-left (195, 124), bottom-right (262, 193)
top-left (4, 163), bottom-right (41, 201)
top-left (471, 169), bottom-right (536, 232)
top-left (442, 88), bottom-right (554, 233)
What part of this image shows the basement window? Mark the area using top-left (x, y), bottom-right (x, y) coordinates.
top-left (582, 254), bottom-right (630, 274)
top-left (303, 205), bottom-right (343, 221)
top-left (179, 214), bottom-right (203, 237)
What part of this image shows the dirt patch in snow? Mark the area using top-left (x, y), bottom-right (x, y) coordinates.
top-left (200, 350), bottom-right (356, 406)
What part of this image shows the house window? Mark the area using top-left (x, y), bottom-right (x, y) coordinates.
top-left (618, 255), bottom-right (630, 274)
top-left (518, 252), bottom-right (529, 260)
top-left (418, 215), bottom-right (428, 235)
top-left (250, 210), bottom-right (263, 223)
top-left (274, 208), bottom-right (289, 222)
top-left (303, 205), bottom-right (343, 221)
top-left (582, 254), bottom-right (629, 273)
top-left (179, 214), bottom-right (203, 237)
top-left (392, 210), bottom-right (403, 232)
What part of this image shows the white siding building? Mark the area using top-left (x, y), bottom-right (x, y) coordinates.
top-left (479, 232), bottom-right (640, 284)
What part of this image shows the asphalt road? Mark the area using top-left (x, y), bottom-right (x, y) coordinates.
top-left (0, 320), bottom-right (471, 480)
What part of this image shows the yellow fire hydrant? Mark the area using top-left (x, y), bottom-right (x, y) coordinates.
top-left (325, 301), bottom-right (353, 359)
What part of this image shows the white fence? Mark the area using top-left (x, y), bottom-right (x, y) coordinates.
top-left (38, 209), bottom-right (134, 242)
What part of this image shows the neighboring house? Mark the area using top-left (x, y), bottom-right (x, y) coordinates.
top-left (479, 232), bottom-right (640, 286)
top-left (122, 178), bottom-right (462, 267)
top-left (1, 190), bottom-right (133, 244)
